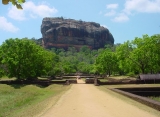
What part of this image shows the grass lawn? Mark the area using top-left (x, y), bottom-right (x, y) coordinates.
top-left (0, 77), bottom-right (16, 81)
top-left (148, 96), bottom-right (160, 102)
top-left (0, 84), bottom-right (71, 117)
top-left (108, 75), bottom-right (137, 79)
top-left (98, 79), bottom-right (108, 82)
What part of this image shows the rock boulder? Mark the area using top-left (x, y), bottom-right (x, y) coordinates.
top-left (41, 17), bottom-right (114, 50)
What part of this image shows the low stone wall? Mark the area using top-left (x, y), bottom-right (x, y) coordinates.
top-left (110, 88), bottom-right (160, 111)
top-left (51, 80), bottom-right (66, 84)
top-left (85, 78), bottom-right (94, 84)
top-left (0, 79), bottom-right (77, 86)
top-left (67, 79), bottom-right (77, 84)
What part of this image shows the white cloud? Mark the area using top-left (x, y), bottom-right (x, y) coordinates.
top-left (104, 3), bottom-right (129, 22)
top-left (124, 0), bottom-right (160, 14)
top-left (0, 17), bottom-right (19, 32)
top-left (105, 10), bottom-right (116, 16)
top-left (24, 1), bottom-right (58, 18)
top-left (104, 0), bottom-right (160, 23)
top-left (8, 1), bottom-right (58, 21)
top-left (112, 13), bottom-right (129, 22)
top-left (106, 4), bottom-right (119, 9)
top-left (8, 7), bottom-right (26, 21)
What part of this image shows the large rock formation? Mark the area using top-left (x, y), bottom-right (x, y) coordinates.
top-left (41, 17), bottom-right (114, 50)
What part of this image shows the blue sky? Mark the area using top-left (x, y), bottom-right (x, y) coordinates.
top-left (0, 0), bottom-right (160, 45)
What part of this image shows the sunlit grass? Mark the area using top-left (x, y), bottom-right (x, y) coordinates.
top-left (0, 84), bottom-right (71, 117)
top-left (149, 96), bottom-right (160, 102)
top-left (99, 79), bottom-right (108, 82)
top-left (0, 76), bottom-right (16, 81)
top-left (109, 75), bottom-right (134, 79)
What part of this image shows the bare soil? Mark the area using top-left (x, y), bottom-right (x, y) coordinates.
top-left (41, 79), bottom-right (160, 117)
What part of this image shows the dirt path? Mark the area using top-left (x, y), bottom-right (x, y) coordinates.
top-left (41, 80), bottom-right (159, 117)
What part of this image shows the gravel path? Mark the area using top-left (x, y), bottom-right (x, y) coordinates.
top-left (41, 79), bottom-right (159, 117)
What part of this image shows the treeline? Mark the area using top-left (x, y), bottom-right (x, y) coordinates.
top-left (48, 46), bottom-right (102, 76)
top-left (95, 34), bottom-right (160, 76)
top-left (0, 34), bottom-right (160, 80)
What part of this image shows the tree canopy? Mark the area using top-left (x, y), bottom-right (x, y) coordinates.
top-left (2, 0), bottom-right (25, 9)
top-left (95, 48), bottom-right (118, 76)
top-left (116, 34), bottom-right (160, 75)
top-left (0, 38), bottom-right (56, 80)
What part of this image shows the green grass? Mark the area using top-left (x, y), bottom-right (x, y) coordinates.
top-left (98, 75), bottom-right (136, 82)
top-left (99, 79), bottom-right (108, 82)
top-left (0, 76), bottom-right (16, 81)
top-left (108, 75), bottom-right (136, 79)
top-left (149, 96), bottom-right (160, 102)
top-left (0, 84), bottom-right (71, 117)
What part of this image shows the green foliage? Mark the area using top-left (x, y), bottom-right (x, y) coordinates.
top-left (116, 34), bottom-right (160, 75)
top-left (0, 38), bottom-right (55, 80)
top-left (0, 84), bottom-right (70, 117)
top-left (2, 0), bottom-right (25, 9)
top-left (149, 96), bottom-right (160, 102)
top-left (95, 48), bottom-right (118, 76)
top-left (80, 45), bottom-right (91, 55)
top-left (126, 72), bottom-right (135, 77)
top-left (116, 41), bottom-right (134, 74)
top-left (49, 46), bottom-right (97, 75)
top-left (92, 34), bottom-right (160, 76)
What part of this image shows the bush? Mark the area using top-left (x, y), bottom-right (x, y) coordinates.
top-left (126, 72), bottom-right (135, 77)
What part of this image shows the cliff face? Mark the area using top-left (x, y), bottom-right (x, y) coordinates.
top-left (41, 17), bottom-right (114, 50)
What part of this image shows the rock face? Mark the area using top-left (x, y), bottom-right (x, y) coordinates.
top-left (41, 17), bottom-right (114, 50)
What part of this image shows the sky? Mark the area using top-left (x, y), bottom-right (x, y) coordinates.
top-left (0, 0), bottom-right (160, 45)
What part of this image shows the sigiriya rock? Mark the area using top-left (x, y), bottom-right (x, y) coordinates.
top-left (41, 17), bottom-right (114, 50)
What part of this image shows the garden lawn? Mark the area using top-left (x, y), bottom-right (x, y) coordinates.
top-left (0, 84), bottom-right (70, 117)
top-left (149, 96), bottom-right (160, 102)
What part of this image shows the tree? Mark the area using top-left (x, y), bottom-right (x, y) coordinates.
top-left (2, 0), bottom-right (25, 9)
top-left (61, 61), bottom-right (76, 74)
top-left (47, 54), bottom-right (61, 77)
top-left (95, 48), bottom-right (118, 76)
top-left (116, 40), bottom-right (134, 74)
top-left (0, 38), bottom-right (55, 80)
top-left (131, 35), bottom-right (150, 74)
top-left (67, 47), bottom-right (77, 56)
top-left (131, 34), bottom-right (160, 74)
top-left (79, 45), bottom-right (91, 55)
top-left (116, 34), bottom-right (160, 75)
top-left (77, 62), bottom-right (92, 74)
